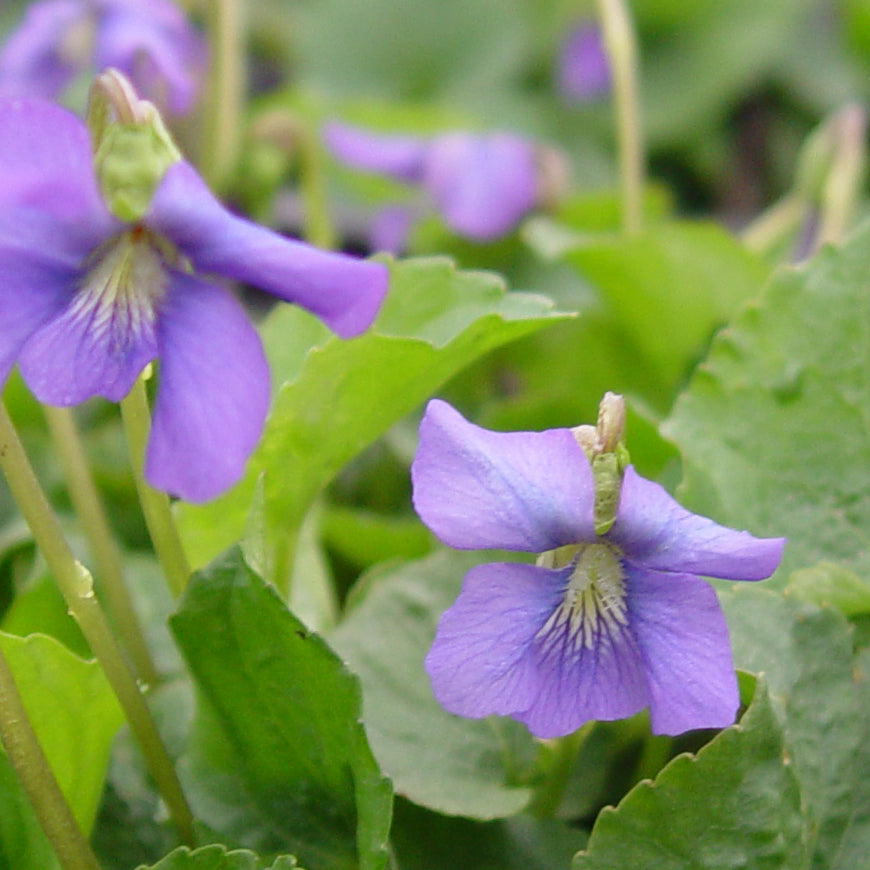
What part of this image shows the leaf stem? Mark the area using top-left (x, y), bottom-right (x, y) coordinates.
top-left (201, 0), bottom-right (245, 189)
top-left (596, 0), bottom-right (644, 235)
top-left (119, 375), bottom-right (191, 599)
top-left (0, 400), bottom-right (196, 846)
top-left (43, 405), bottom-right (159, 687)
top-left (0, 639), bottom-right (103, 870)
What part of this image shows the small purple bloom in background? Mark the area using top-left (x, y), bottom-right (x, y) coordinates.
top-left (0, 92), bottom-right (387, 503)
top-left (411, 399), bottom-right (785, 737)
top-left (324, 122), bottom-right (566, 242)
top-left (0, 0), bottom-right (205, 113)
top-left (557, 21), bottom-right (610, 103)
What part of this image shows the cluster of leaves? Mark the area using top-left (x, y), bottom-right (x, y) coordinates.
top-left (2, 0), bottom-right (870, 869)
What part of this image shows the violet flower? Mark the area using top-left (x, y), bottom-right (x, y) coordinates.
top-left (324, 122), bottom-right (563, 242)
top-left (557, 21), bottom-right (611, 103)
top-left (0, 95), bottom-right (387, 502)
top-left (0, 0), bottom-right (205, 113)
top-left (411, 400), bottom-right (785, 737)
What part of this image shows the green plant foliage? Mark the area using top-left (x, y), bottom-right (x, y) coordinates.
top-left (169, 550), bottom-right (392, 870)
top-left (136, 845), bottom-right (300, 870)
top-left (331, 550), bottom-right (539, 820)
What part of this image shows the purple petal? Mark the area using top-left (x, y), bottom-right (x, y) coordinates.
top-left (324, 122), bottom-right (429, 184)
top-left (423, 133), bottom-right (539, 240)
top-left (411, 400), bottom-right (595, 552)
top-left (557, 22), bottom-right (611, 102)
top-left (425, 561), bottom-right (648, 739)
top-left (369, 204), bottom-right (417, 255)
top-left (146, 162), bottom-right (388, 338)
top-left (0, 0), bottom-right (82, 99)
top-left (146, 272), bottom-right (269, 503)
top-left (17, 246), bottom-right (160, 405)
top-left (626, 565), bottom-right (738, 735)
top-left (0, 98), bottom-right (114, 227)
top-left (95, 0), bottom-right (206, 114)
top-left (608, 466), bottom-right (786, 580)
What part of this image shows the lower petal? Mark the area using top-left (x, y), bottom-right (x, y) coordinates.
top-left (425, 561), bottom-right (649, 739)
top-left (626, 564), bottom-right (738, 736)
top-left (146, 273), bottom-right (269, 503)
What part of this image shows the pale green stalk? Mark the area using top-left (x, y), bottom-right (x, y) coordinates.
top-left (119, 375), bottom-right (191, 599)
top-left (596, 0), bottom-right (644, 235)
top-left (0, 401), bottom-right (195, 846)
top-left (43, 405), bottom-right (159, 687)
top-left (201, 0), bottom-right (245, 188)
top-left (0, 642), bottom-right (103, 870)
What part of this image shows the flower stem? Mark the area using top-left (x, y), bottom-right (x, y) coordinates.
top-left (201, 0), bottom-right (245, 189)
top-left (43, 405), bottom-right (159, 688)
top-left (596, 0), bottom-right (644, 235)
top-left (0, 640), bottom-right (103, 870)
top-left (527, 721), bottom-right (594, 818)
top-left (119, 375), bottom-right (191, 599)
top-left (0, 401), bottom-right (196, 846)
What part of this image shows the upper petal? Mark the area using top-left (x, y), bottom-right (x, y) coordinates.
top-left (146, 161), bottom-right (387, 338)
top-left (0, 98), bottom-right (115, 228)
top-left (626, 565), bottom-right (738, 735)
top-left (324, 122), bottom-right (430, 184)
top-left (608, 466), bottom-right (785, 580)
top-left (411, 399), bottom-right (595, 552)
top-left (146, 272), bottom-right (269, 503)
top-left (423, 133), bottom-right (539, 240)
top-left (425, 560), bottom-right (649, 739)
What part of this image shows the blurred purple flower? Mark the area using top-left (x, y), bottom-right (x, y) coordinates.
top-left (0, 98), bottom-right (387, 502)
top-left (557, 21), bottom-right (610, 103)
top-left (0, 0), bottom-right (205, 113)
top-left (411, 400), bottom-right (785, 737)
top-left (324, 122), bottom-right (559, 242)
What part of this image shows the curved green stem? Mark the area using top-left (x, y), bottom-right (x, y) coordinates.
top-left (528, 721), bottom-right (594, 818)
top-left (0, 640), bottom-right (103, 870)
top-left (119, 376), bottom-right (191, 599)
top-left (43, 405), bottom-right (159, 687)
top-left (597, 0), bottom-right (644, 235)
top-left (0, 401), bottom-right (195, 846)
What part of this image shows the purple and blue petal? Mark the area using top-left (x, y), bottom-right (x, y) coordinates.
top-left (324, 122), bottom-right (429, 184)
top-left (146, 272), bottom-right (270, 503)
top-left (412, 400), bottom-right (596, 552)
top-left (423, 133), bottom-right (539, 240)
top-left (557, 22), bottom-right (611, 103)
top-left (147, 161), bottom-right (388, 338)
top-left (625, 565), bottom-right (739, 734)
top-left (609, 466), bottom-right (785, 581)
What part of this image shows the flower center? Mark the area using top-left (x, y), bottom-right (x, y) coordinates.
top-left (536, 543), bottom-right (628, 652)
top-left (74, 227), bottom-right (170, 349)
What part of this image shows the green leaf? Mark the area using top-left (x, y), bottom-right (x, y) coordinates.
top-left (330, 550), bottom-right (538, 820)
top-left (169, 550), bottom-right (392, 870)
top-left (177, 257), bottom-right (569, 573)
top-left (561, 222), bottom-right (768, 394)
top-left (136, 844), bottom-right (299, 870)
top-left (662, 222), bottom-right (870, 579)
top-left (786, 561), bottom-right (870, 617)
top-left (0, 632), bottom-right (123, 868)
top-left (572, 678), bottom-right (807, 870)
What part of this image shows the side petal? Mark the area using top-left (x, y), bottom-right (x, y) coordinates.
top-left (626, 565), bottom-right (738, 735)
top-left (425, 561), bottom-right (649, 739)
top-left (324, 122), bottom-right (429, 183)
top-left (146, 273), bottom-right (269, 503)
top-left (411, 399), bottom-right (595, 552)
top-left (0, 98), bottom-right (113, 226)
top-left (146, 162), bottom-right (388, 338)
top-left (423, 133), bottom-right (539, 240)
top-left (608, 466), bottom-right (786, 580)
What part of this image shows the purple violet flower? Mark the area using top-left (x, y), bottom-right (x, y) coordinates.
top-left (324, 122), bottom-right (561, 242)
top-left (411, 400), bottom-right (785, 737)
top-left (557, 21), bottom-right (611, 103)
top-left (0, 96), bottom-right (388, 502)
top-left (0, 0), bottom-right (205, 113)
